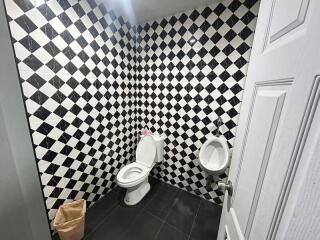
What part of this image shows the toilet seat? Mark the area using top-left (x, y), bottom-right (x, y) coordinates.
top-left (117, 162), bottom-right (150, 188)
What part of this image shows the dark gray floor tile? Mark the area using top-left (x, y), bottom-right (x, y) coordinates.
top-left (155, 223), bottom-right (188, 240)
top-left (120, 210), bottom-right (163, 240)
top-left (85, 202), bottom-right (143, 240)
top-left (149, 176), bottom-right (162, 187)
top-left (190, 200), bottom-right (222, 240)
top-left (145, 182), bottom-right (180, 219)
top-left (84, 177), bottom-right (162, 239)
top-left (52, 180), bottom-right (222, 240)
top-left (52, 189), bottom-right (120, 240)
top-left (149, 177), bottom-right (164, 194)
top-left (85, 189), bottom-right (119, 235)
top-left (166, 190), bottom-right (201, 233)
top-left (140, 177), bottom-right (164, 205)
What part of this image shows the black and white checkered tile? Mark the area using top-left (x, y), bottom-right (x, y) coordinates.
top-left (4, 0), bottom-right (136, 226)
top-left (136, 0), bottom-right (260, 204)
top-left (4, 0), bottom-right (260, 228)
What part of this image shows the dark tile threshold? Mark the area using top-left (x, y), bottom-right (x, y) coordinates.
top-left (52, 177), bottom-right (222, 240)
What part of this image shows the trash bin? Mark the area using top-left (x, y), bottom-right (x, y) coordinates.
top-left (53, 199), bottom-right (86, 240)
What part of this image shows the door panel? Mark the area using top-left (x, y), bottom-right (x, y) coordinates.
top-left (276, 77), bottom-right (320, 239)
top-left (218, 0), bottom-right (320, 239)
top-left (243, 84), bottom-right (290, 238)
top-left (269, 0), bottom-right (310, 42)
top-left (229, 82), bottom-right (291, 237)
top-left (249, 76), bottom-right (320, 240)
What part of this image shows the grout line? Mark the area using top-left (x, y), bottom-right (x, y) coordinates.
top-left (143, 181), bottom-right (167, 209)
top-left (84, 203), bottom-right (119, 239)
top-left (86, 203), bottom-right (144, 240)
top-left (152, 189), bottom-right (182, 240)
top-left (118, 208), bottom-right (145, 239)
top-left (112, 182), bottom-right (166, 240)
top-left (143, 208), bottom-right (190, 237)
top-left (87, 181), bottom-right (164, 240)
top-left (187, 199), bottom-right (202, 240)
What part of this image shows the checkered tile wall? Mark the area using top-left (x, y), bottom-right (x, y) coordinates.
top-left (136, 0), bottom-right (260, 204)
top-left (4, 0), bottom-right (136, 227)
top-left (4, 0), bottom-right (260, 230)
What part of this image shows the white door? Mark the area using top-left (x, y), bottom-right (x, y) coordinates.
top-left (217, 0), bottom-right (320, 239)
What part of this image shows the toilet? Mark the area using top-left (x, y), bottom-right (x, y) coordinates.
top-left (116, 134), bottom-right (164, 205)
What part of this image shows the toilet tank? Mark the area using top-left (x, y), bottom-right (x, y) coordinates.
top-left (152, 133), bottom-right (165, 163)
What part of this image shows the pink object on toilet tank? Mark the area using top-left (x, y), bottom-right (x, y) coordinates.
top-left (141, 129), bottom-right (153, 136)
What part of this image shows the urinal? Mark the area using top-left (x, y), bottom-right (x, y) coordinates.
top-left (199, 136), bottom-right (229, 175)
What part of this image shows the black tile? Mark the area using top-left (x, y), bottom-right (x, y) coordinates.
top-left (190, 200), bottom-right (222, 240)
top-left (44, 42), bottom-right (60, 57)
top-left (166, 190), bottom-right (201, 233)
top-left (145, 182), bottom-right (180, 220)
top-left (37, 4), bottom-right (56, 21)
top-left (13, 0), bottom-right (33, 12)
top-left (141, 177), bottom-right (164, 203)
top-left (86, 202), bottom-right (143, 240)
top-left (120, 210), bottom-right (163, 240)
top-left (15, 15), bottom-right (37, 33)
top-left (149, 176), bottom-right (162, 187)
top-left (54, 184), bottom-right (221, 240)
top-left (155, 223), bottom-right (188, 240)
top-left (20, 36), bottom-right (40, 52)
top-left (23, 55), bottom-right (43, 71)
top-left (85, 189), bottom-right (120, 235)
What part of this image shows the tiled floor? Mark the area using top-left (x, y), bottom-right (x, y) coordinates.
top-left (53, 178), bottom-right (222, 240)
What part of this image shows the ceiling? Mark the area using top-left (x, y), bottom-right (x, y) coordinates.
top-left (105, 0), bottom-right (219, 24)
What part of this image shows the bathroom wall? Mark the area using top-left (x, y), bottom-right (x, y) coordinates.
top-left (136, 0), bottom-right (260, 204)
top-left (4, 0), bottom-right (136, 226)
top-left (3, 0), bottom-right (259, 231)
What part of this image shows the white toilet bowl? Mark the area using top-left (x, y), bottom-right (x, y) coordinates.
top-left (116, 135), bottom-right (164, 205)
top-left (117, 162), bottom-right (151, 205)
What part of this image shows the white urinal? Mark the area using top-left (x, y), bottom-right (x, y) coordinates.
top-left (199, 136), bottom-right (229, 175)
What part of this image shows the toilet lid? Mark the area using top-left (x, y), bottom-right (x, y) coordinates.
top-left (136, 136), bottom-right (156, 167)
